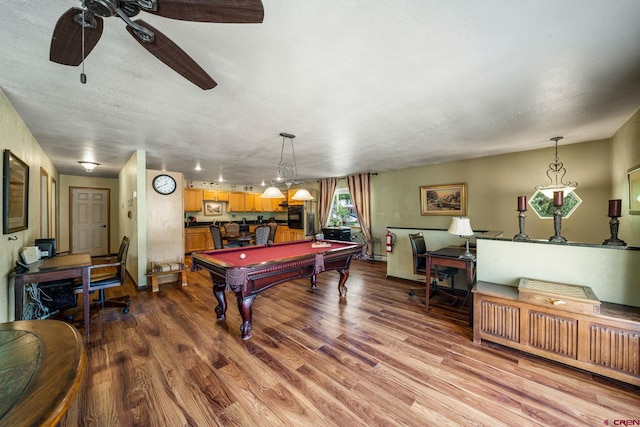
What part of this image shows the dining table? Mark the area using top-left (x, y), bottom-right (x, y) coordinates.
top-left (222, 232), bottom-right (255, 246)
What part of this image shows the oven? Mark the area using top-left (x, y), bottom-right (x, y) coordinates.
top-left (287, 206), bottom-right (304, 229)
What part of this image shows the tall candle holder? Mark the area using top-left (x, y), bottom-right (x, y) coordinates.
top-left (549, 191), bottom-right (567, 243)
top-left (514, 195), bottom-right (530, 241)
top-left (603, 199), bottom-right (626, 246)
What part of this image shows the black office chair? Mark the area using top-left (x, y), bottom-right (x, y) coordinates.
top-left (254, 224), bottom-right (271, 245)
top-left (66, 236), bottom-right (131, 319)
top-left (209, 225), bottom-right (224, 249)
top-left (408, 232), bottom-right (458, 305)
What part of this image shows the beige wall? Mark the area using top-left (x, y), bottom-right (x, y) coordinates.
top-left (146, 169), bottom-right (184, 285)
top-left (120, 150), bottom-right (147, 288)
top-left (58, 174), bottom-right (120, 254)
top-left (611, 108), bottom-right (640, 243)
top-left (0, 89), bottom-right (59, 322)
top-left (371, 139), bottom-right (613, 246)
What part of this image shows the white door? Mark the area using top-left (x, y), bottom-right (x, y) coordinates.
top-left (71, 188), bottom-right (109, 256)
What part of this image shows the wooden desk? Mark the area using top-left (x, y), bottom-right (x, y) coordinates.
top-left (425, 247), bottom-right (476, 325)
top-left (0, 320), bottom-right (86, 426)
top-left (12, 253), bottom-right (92, 338)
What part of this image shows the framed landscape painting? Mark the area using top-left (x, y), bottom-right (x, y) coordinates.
top-left (204, 201), bottom-right (222, 216)
top-left (420, 183), bottom-right (467, 216)
top-left (629, 164), bottom-right (640, 215)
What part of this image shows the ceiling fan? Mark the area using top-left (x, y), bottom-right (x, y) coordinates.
top-left (49, 0), bottom-right (264, 89)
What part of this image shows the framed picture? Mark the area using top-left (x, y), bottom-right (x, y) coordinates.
top-left (420, 183), bottom-right (467, 216)
top-left (3, 150), bottom-right (30, 234)
top-left (528, 189), bottom-right (582, 219)
top-left (204, 201), bottom-right (222, 216)
top-left (628, 164), bottom-right (640, 215)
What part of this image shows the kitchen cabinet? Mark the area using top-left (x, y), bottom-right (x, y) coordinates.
top-left (185, 227), bottom-right (211, 253)
top-left (272, 198), bottom-right (287, 212)
top-left (203, 190), bottom-right (229, 202)
top-left (253, 193), bottom-right (273, 212)
top-left (274, 225), bottom-right (304, 243)
top-left (227, 192), bottom-right (246, 212)
top-left (184, 188), bottom-right (203, 212)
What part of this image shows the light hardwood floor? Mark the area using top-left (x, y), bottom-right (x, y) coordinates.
top-left (60, 259), bottom-right (639, 426)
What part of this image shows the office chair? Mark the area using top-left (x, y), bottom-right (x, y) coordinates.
top-left (66, 236), bottom-right (131, 319)
top-left (408, 232), bottom-right (458, 305)
top-left (209, 225), bottom-right (224, 249)
top-left (254, 224), bottom-right (271, 245)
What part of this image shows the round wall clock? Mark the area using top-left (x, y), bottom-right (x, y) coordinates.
top-left (152, 174), bottom-right (177, 195)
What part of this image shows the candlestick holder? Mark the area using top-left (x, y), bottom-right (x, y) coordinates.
top-left (602, 216), bottom-right (626, 246)
top-left (549, 206), bottom-right (567, 243)
top-left (514, 210), bottom-right (530, 240)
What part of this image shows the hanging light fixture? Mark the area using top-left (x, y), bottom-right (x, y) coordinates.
top-left (536, 136), bottom-right (578, 198)
top-left (262, 132), bottom-right (314, 200)
top-left (78, 161), bottom-right (99, 172)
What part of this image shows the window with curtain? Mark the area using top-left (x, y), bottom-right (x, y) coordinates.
top-left (326, 188), bottom-right (360, 227)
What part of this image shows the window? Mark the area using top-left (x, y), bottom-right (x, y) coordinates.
top-left (327, 188), bottom-right (360, 227)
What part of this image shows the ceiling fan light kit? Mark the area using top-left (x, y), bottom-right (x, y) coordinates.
top-left (50, 0), bottom-right (264, 89)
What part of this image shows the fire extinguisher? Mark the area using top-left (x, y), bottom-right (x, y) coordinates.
top-left (386, 230), bottom-right (396, 252)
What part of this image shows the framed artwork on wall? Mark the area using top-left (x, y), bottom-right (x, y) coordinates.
top-left (204, 201), bottom-right (222, 216)
top-left (3, 149), bottom-right (30, 234)
top-left (420, 183), bottom-right (467, 216)
top-left (628, 164), bottom-right (640, 215)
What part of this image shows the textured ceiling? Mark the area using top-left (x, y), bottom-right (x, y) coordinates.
top-left (1, 1), bottom-right (640, 186)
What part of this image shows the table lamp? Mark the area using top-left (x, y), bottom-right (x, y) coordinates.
top-left (447, 217), bottom-right (475, 260)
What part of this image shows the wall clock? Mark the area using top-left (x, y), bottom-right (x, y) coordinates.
top-left (152, 174), bottom-right (177, 195)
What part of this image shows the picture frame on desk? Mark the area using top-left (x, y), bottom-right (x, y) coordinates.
top-left (204, 201), bottom-right (222, 216)
top-left (420, 183), bottom-right (466, 216)
top-left (3, 149), bottom-right (29, 234)
top-left (628, 163), bottom-right (640, 215)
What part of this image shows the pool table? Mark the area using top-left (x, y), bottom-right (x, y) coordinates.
top-left (191, 239), bottom-right (365, 339)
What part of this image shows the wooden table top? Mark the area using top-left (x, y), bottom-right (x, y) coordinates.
top-left (0, 320), bottom-right (85, 426)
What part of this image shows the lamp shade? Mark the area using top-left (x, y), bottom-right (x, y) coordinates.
top-left (261, 186), bottom-right (285, 198)
top-left (448, 217), bottom-right (474, 236)
top-left (291, 188), bottom-right (314, 201)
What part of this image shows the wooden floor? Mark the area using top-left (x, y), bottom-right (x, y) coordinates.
top-left (60, 260), bottom-right (639, 426)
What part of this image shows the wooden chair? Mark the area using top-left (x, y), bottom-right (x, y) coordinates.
top-left (408, 232), bottom-right (458, 305)
top-left (209, 225), bottom-right (224, 249)
top-left (266, 222), bottom-right (278, 244)
top-left (254, 224), bottom-right (271, 245)
top-left (67, 236), bottom-right (131, 318)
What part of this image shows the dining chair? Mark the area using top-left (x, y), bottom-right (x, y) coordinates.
top-left (408, 232), bottom-right (458, 305)
top-left (254, 224), bottom-right (271, 245)
top-left (209, 225), bottom-right (224, 249)
top-left (224, 222), bottom-right (240, 235)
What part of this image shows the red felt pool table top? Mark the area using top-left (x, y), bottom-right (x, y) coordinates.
top-left (193, 239), bottom-right (361, 268)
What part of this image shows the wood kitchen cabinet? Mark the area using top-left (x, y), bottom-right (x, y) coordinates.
top-left (184, 188), bottom-right (203, 212)
top-left (203, 190), bottom-right (229, 202)
top-left (227, 192), bottom-right (246, 212)
top-left (185, 227), bottom-right (211, 253)
top-left (274, 225), bottom-right (305, 243)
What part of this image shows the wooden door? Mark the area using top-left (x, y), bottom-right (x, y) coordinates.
top-left (71, 187), bottom-right (109, 256)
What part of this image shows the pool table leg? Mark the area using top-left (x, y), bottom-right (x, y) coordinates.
top-left (237, 294), bottom-right (257, 340)
top-left (338, 268), bottom-right (350, 298)
top-left (212, 281), bottom-right (227, 320)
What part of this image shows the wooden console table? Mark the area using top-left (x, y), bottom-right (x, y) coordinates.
top-left (0, 320), bottom-right (85, 426)
top-left (472, 281), bottom-right (640, 386)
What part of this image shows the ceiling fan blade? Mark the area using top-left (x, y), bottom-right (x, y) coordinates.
top-left (126, 20), bottom-right (217, 90)
top-left (50, 7), bottom-right (104, 65)
top-left (148, 0), bottom-right (264, 23)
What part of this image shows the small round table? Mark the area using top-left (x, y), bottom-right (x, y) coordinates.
top-left (0, 320), bottom-right (85, 426)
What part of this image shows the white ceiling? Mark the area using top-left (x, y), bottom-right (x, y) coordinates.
top-left (2, 1), bottom-right (640, 186)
